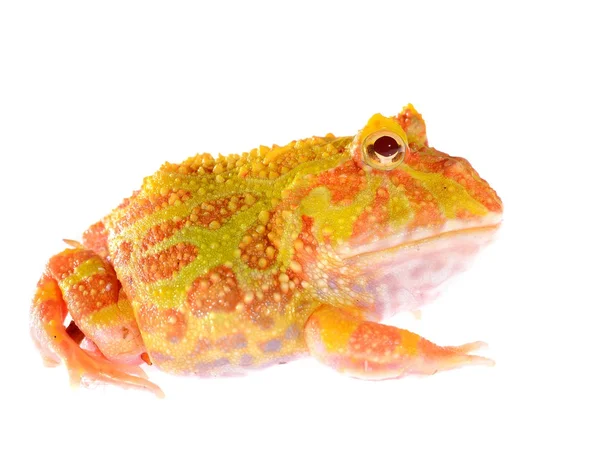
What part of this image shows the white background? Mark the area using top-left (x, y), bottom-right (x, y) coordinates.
top-left (1, 1), bottom-right (599, 448)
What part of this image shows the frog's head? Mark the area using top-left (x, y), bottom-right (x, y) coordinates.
top-left (296, 104), bottom-right (502, 317)
top-left (301, 104), bottom-right (503, 259)
top-left (342, 104), bottom-right (503, 256)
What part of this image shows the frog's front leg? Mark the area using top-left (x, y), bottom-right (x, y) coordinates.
top-left (304, 305), bottom-right (493, 379)
top-left (30, 248), bottom-right (163, 396)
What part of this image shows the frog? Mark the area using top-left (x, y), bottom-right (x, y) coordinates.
top-left (30, 104), bottom-right (503, 397)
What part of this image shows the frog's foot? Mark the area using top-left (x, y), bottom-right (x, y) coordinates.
top-left (61, 328), bottom-right (163, 397)
top-left (30, 248), bottom-right (164, 397)
top-left (304, 305), bottom-right (494, 379)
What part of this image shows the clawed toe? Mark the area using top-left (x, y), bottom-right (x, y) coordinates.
top-left (425, 340), bottom-right (494, 373)
top-left (67, 346), bottom-right (163, 397)
top-left (448, 341), bottom-right (488, 353)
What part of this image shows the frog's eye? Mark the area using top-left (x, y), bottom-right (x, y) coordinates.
top-left (362, 131), bottom-right (407, 170)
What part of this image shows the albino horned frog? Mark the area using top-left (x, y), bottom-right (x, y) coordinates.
top-left (31, 104), bottom-right (503, 396)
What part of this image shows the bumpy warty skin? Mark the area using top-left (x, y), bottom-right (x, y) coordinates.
top-left (30, 104), bottom-right (502, 395)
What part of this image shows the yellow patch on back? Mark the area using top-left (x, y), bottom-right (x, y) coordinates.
top-left (299, 177), bottom-right (381, 244)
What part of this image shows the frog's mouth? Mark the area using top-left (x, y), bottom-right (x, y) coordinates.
top-left (337, 213), bottom-right (503, 261)
top-left (329, 214), bottom-right (502, 320)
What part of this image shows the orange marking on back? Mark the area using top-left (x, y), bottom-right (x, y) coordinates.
top-left (239, 227), bottom-right (278, 270)
top-left (315, 161), bottom-right (366, 204)
top-left (138, 243), bottom-right (198, 283)
top-left (141, 219), bottom-right (187, 251)
top-left (112, 241), bottom-right (133, 269)
top-left (138, 195), bottom-right (250, 253)
top-left (241, 271), bottom-right (299, 330)
top-left (188, 195), bottom-right (247, 228)
top-left (187, 266), bottom-right (242, 316)
top-left (114, 189), bottom-right (192, 233)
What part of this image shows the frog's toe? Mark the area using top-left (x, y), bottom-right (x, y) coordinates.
top-left (447, 340), bottom-right (489, 353)
top-left (418, 339), bottom-right (495, 375)
top-left (66, 346), bottom-right (164, 398)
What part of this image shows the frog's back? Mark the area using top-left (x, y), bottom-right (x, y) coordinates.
top-left (99, 135), bottom-right (352, 374)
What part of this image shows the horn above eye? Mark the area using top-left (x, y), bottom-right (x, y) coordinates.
top-left (362, 131), bottom-right (407, 170)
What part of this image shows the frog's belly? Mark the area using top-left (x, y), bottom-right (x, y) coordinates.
top-left (138, 300), bottom-right (318, 377)
top-left (349, 226), bottom-right (499, 320)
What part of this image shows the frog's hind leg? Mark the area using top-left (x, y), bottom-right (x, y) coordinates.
top-left (30, 248), bottom-right (163, 397)
top-left (304, 305), bottom-right (493, 379)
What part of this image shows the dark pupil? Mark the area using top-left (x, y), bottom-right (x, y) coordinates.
top-left (373, 135), bottom-right (400, 157)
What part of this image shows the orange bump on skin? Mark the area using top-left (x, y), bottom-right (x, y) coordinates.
top-left (238, 270), bottom-right (302, 331)
top-left (141, 219), bottom-right (187, 251)
top-left (352, 187), bottom-right (391, 241)
top-left (138, 243), bottom-right (198, 283)
top-left (294, 216), bottom-right (318, 259)
top-left (239, 226), bottom-right (278, 270)
top-left (315, 161), bottom-right (367, 205)
top-left (189, 195), bottom-right (248, 228)
top-left (63, 273), bottom-right (119, 319)
top-left (113, 188), bottom-right (192, 233)
top-left (113, 240), bottom-right (133, 267)
top-left (115, 190), bottom-right (182, 231)
top-left (187, 266), bottom-right (242, 316)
